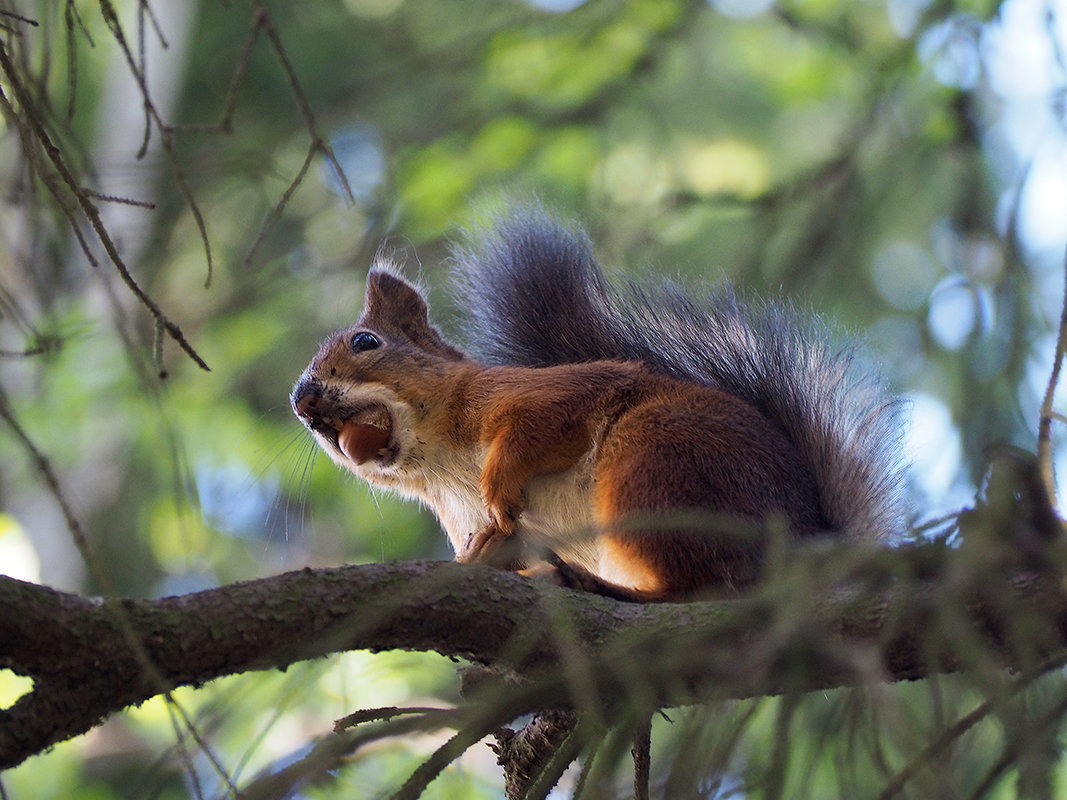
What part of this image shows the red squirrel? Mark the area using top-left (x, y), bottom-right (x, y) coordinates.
top-left (291, 208), bottom-right (904, 601)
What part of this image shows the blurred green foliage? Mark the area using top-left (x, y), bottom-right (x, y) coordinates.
top-left (0, 0), bottom-right (1062, 795)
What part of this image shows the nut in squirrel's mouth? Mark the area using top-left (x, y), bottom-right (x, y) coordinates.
top-left (336, 405), bottom-right (396, 466)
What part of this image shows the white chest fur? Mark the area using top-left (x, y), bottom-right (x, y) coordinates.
top-left (414, 440), bottom-right (602, 573)
top-left (515, 451), bottom-right (600, 572)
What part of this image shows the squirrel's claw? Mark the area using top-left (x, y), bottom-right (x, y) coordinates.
top-left (458, 523), bottom-right (507, 564)
top-left (459, 522), bottom-right (532, 570)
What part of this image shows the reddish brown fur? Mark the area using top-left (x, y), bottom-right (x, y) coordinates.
top-left (294, 269), bottom-right (832, 602)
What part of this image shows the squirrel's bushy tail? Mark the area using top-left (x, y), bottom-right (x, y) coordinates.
top-left (451, 205), bottom-right (906, 539)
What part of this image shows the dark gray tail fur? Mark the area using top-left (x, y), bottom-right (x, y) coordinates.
top-left (450, 205), bottom-right (906, 538)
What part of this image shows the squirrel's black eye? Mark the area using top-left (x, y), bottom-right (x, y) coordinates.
top-left (350, 331), bottom-right (380, 353)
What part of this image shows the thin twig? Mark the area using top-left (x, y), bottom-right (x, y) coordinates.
top-left (167, 697), bottom-right (235, 800)
top-left (0, 386), bottom-right (95, 563)
top-left (140, 0), bottom-right (169, 50)
top-left (244, 140), bottom-right (318, 267)
top-left (0, 84), bottom-right (99, 267)
top-left (964, 689), bottom-right (1067, 800)
top-left (0, 10), bottom-right (39, 27)
top-left (84, 189), bottom-right (156, 208)
top-left (335, 706), bottom-right (454, 731)
top-left (1036, 243), bottom-right (1067, 507)
top-left (0, 44), bottom-right (209, 372)
top-left (390, 718), bottom-right (497, 800)
top-left (134, 0), bottom-right (152, 159)
top-left (0, 344), bottom-right (51, 358)
top-left (65, 0), bottom-right (94, 47)
top-left (97, 0), bottom-right (215, 288)
top-left (215, 9), bottom-right (260, 133)
top-left (238, 707), bottom-right (472, 800)
top-left (162, 10), bottom-right (258, 137)
top-left (877, 653), bottom-right (1067, 800)
top-left (253, 2), bottom-right (355, 204)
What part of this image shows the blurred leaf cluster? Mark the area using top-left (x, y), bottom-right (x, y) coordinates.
top-left (1, 0), bottom-right (1064, 796)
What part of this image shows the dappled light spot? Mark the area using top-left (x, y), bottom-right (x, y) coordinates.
top-left (872, 242), bottom-right (938, 312)
top-left (0, 672), bottom-right (33, 711)
top-left (927, 277), bottom-right (983, 351)
top-left (709, 0), bottom-right (773, 20)
top-left (321, 127), bottom-right (385, 203)
top-left (342, 0), bottom-right (404, 18)
top-left (0, 514), bottom-right (39, 583)
top-left (526, 0), bottom-right (586, 12)
top-left (906, 392), bottom-right (965, 508)
top-left (677, 138), bottom-right (772, 200)
top-left (918, 13), bottom-right (983, 90)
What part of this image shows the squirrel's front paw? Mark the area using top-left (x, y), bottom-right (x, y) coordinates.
top-left (457, 524), bottom-right (507, 565)
top-left (459, 523), bottom-right (531, 570)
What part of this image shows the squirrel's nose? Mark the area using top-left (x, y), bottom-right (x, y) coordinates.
top-left (291, 380), bottom-right (321, 422)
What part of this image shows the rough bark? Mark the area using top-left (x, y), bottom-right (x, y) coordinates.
top-left (2, 535), bottom-right (1067, 771)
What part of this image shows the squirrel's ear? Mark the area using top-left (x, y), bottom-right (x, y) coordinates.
top-left (361, 269), bottom-right (465, 360)
top-left (363, 269), bottom-right (430, 324)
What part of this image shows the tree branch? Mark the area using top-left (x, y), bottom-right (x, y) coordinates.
top-left (2, 530), bottom-right (1067, 772)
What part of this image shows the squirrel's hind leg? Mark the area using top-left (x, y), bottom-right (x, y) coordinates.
top-left (518, 557), bottom-right (666, 603)
top-left (590, 393), bottom-right (786, 598)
